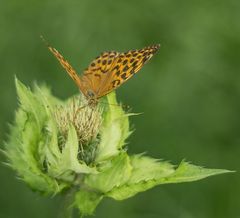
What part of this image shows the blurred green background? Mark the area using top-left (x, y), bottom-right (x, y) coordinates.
top-left (0, 0), bottom-right (240, 217)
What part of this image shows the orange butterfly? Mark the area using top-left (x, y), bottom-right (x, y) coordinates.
top-left (42, 37), bottom-right (160, 105)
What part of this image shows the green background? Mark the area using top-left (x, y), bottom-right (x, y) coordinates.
top-left (0, 0), bottom-right (239, 217)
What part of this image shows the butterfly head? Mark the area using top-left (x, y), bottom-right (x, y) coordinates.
top-left (86, 89), bottom-right (98, 106)
top-left (86, 89), bottom-right (95, 98)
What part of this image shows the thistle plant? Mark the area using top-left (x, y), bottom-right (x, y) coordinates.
top-left (3, 78), bottom-right (231, 217)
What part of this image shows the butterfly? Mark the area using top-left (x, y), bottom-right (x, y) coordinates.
top-left (41, 36), bottom-right (160, 105)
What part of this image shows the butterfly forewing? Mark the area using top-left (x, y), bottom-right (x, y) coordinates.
top-left (96, 44), bottom-right (160, 98)
top-left (44, 42), bottom-right (87, 95)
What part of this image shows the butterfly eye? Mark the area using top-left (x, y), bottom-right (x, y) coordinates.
top-left (87, 90), bottom-right (96, 98)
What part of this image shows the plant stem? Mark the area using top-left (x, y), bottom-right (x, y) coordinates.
top-left (59, 188), bottom-right (76, 218)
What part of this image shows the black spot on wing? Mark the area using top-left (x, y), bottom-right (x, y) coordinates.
top-left (102, 59), bottom-right (107, 65)
top-left (112, 79), bottom-right (121, 88)
top-left (115, 70), bottom-right (121, 76)
top-left (132, 61), bottom-right (138, 66)
top-left (121, 73), bottom-right (128, 80)
top-left (123, 59), bottom-right (128, 65)
top-left (142, 56), bottom-right (150, 63)
top-left (94, 73), bottom-right (101, 78)
top-left (100, 69), bottom-right (107, 74)
top-left (123, 65), bottom-right (129, 72)
top-left (117, 58), bottom-right (122, 63)
top-left (130, 65), bottom-right (138, 74)
top-left (112, 65), bottom-right (120, 72)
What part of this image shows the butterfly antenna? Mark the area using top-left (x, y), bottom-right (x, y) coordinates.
top-left (40, 35), bottom-right (50, 48)
top-left (99, 101), bottom-right (130, 110)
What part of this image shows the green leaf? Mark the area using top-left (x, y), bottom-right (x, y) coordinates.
top-left (46, 124), bottom-right (97, 182)
top-left (95, 92), bottom-right (131, 162)
top-left (107, 156), bottom-right (232, 200)
top-left (4, 78), bottom-right (64, 194)
top-left (157, 161), bottom-right (233, 184)
top-left (74, 189), bottom-right (103, 216)
top-left (128, 154), bottom-right (175, 183)
top-left (33, 83), bottom-right (63, 176)
top-left (15, 77), bottom-right (47, 130)
top-left (33, 82), bottom-right (62, 107)
top-left (85, 152), bottom-right (132, 193)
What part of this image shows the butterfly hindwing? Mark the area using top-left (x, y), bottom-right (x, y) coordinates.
top-left (82, 51), bottom-right (119, 95)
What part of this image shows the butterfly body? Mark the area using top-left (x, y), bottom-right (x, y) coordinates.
top-left (42, 37), bottom-right (160, 105)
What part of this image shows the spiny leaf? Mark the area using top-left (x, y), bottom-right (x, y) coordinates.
top-left (107, 157), bottom-right (232, 200)
top-left (74, 190), bottom-right (103, 216)
top-left (96, 92), bottom-right (131, 162)
top-left (85, 152), bottom-right (132, 193)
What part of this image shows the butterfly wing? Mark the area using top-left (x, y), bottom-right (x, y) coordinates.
top-left (82, 51), bottom-right (119, 96)
top-left (42, 38), bottom-right (90, 96)
top-left (95, 44), bottom-right (160, 98)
